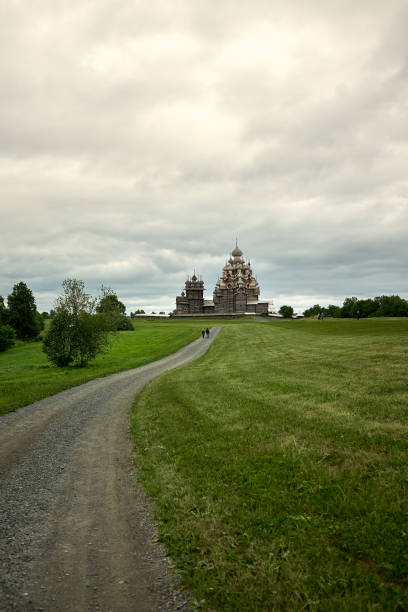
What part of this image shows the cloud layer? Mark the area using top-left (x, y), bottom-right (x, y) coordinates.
top-left (1, 1), bottom-right (407, 313)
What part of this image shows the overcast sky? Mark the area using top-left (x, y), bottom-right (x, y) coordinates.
top-left (1, 1), bottom-right (407, 314)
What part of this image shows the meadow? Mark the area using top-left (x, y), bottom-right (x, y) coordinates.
top-left (130, 318), bottom-right (408, 610)
top-left (0, 320), bottom-right (199, 415)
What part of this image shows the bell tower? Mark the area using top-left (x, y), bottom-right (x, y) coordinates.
top-left (185, 272), bottom-right (204, 313)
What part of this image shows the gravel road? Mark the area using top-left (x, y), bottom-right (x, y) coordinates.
top-left (0, 328), bottom-right (219, 612)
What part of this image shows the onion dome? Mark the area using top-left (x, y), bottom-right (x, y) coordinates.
top-left (192, 273), bottom-right (197, 281)
top-left (232, 244), bottom-right (243, 257)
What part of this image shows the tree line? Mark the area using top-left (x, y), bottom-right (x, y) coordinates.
top-left (0, 280), bottom-right (133, 366)
top-left (303, 295), bottom-right (408, 318)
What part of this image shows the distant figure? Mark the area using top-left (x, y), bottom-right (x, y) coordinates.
top-left (356, 309), bottom-right (361, 320)
top-left (318, 312), bottom-right (324, 320)
top-left (205, 327), bottom-right (210, 338)
top-left (201, 329), bottom-right (205, 338)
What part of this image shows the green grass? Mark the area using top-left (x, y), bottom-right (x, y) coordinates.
top-left (130, 318), bottom-right (408, 610)
top-left (0, 321), bottom-right (199, 415)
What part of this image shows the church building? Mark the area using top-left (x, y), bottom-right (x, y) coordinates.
top-left (175, 243), bottom-right (272, 316)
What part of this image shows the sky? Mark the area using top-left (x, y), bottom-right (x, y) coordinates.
top-left (1, 0), bottom-right (407, 314)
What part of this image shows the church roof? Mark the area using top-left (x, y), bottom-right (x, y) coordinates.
top-left (231, 243), bottom-right (243, 257)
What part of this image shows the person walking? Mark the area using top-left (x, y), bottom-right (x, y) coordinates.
top-left (205, 327), bottom-right (210, 338)
top-left (201, 329), bottom-right (205, 338)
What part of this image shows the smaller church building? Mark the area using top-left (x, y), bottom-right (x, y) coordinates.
top-left (175, 243), bottom-right (272, 316)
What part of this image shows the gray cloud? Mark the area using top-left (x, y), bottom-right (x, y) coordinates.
top-left (1, 1), bottom-right (407, 314)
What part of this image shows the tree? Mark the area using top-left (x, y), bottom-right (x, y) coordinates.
top-left (97, 286), bottom-right (126, 315)
top-left (0, 324), bottom-right (15, 352)
top-left (303, 304), bottom-right (323, 317)
top-left (325, 304), bottom-right (342, 318)
top-left (374, 295), bottom-right (408, 317)
top-left (341, 297), bottom-right (358, 318)
top-left (43, 279), bottom-right (109, 367)
top-left (279, 305), bottom-right (294, 318)
top-left (96, 286), bottom-right (132, 331)
top-left (7, 282), bottom-right (41, 339)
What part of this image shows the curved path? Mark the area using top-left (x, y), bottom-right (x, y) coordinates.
top-left (0, 328), bottom-right (220, 612)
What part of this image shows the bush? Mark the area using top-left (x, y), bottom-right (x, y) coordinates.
top-left (0, 324), bottom-right (16, 352)
top-left (116, 315), bottom-right (134, 331)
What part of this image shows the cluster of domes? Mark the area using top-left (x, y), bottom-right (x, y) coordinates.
top-left (215, 244), bottom-right (259, 294)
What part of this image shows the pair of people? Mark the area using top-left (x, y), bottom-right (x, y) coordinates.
top-left (201, 328), bottom-right (210, 338)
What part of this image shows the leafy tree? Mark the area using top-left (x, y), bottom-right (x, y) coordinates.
top-left (7, 282), bottom-right (41, 339)
top-left (279, 305), bottom-right (294, 318)
top-left (0, 324), bottom-right (15, 352)
top-left (374, 295), bottom-right (408, 317)
top-left (43, 279), bottom-right (109, 367)
top-left (325, 304), bottom-right (342, 318)
top-left (42, 307), bottom-right (74, 366)
top-left (341, 297), bottom-right (358, 318)
top-left (303, 304), bottom-right (323, 317)
top-left (97, 286), bottom-right (126, 315)
top-left (353, 298), bottom-right (376, 318)
top-left (96, 286), bottom-right (131, 331)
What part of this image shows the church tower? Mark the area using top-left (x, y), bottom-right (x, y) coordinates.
top-left (176, 272), bottom-right (204, 314)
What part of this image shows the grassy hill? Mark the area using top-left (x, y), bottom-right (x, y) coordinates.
top-left (130, 318), bottom-right (408, 610)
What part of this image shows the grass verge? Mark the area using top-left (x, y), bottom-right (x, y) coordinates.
top-left (0, 321), bottom-right (199, 415)
top-left (130, 318), bottom-right (408, 610)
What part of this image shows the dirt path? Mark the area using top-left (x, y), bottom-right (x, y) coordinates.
top-left (0, 329), bottom-right (220, 612)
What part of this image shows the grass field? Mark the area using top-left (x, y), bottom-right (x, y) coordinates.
top-left (130, 318), bottom-right (408, 610)
top-left (0, 321), bottom-right (199, 415)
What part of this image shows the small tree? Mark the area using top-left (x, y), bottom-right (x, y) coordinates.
top-left (7, 282), bottom-right (41, 340)
top-left (279, 305), bottom-right (294, 318)
top-left (97, 286), bottom-right (126, 315)
top-left (43, 279), bottom-right (109, 367)
top-left (96, 286), bottom-right (132, 331)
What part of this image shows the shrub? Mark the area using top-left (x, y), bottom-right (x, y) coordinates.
top-left (115, 315), bottom-right (134, 331)
top-left (0, 324), bottom-right (16, 352)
